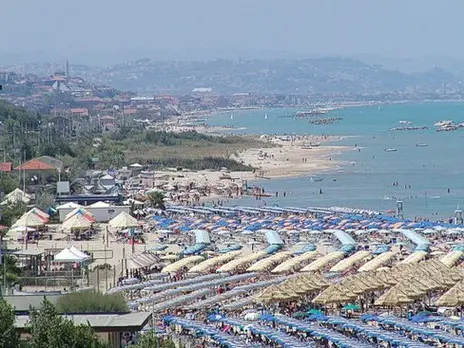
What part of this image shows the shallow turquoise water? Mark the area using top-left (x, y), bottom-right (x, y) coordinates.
top-left (206, 103), bottom-right (464, 219)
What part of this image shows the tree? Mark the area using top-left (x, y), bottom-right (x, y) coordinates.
top-left (0, 299), bottom-right (20, 348)
top-left (147, 191), bottom-right (166, 210)
top-left (55, 291), bottom-right (129, 314)
top-left (132, 331), bottom-right (180, 348)
top-left (0, 174), bottom-right (19, 196)
top-left (27, 299), bottom-right (107, 348)
top-left (0, 202), bottom-right (28, 227)
top-left (0, 255), bottom-right (22, 290)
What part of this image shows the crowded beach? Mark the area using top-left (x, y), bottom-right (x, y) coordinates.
top-left (26, 201), bottom-right (464, 348)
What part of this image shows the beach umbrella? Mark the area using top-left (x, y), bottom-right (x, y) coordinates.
top-left (374, 287), bottom-right (414, 306)
top-left (343, 304), bottom-right (361, 311)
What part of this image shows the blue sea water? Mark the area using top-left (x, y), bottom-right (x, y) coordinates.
top-left (207, 103), bottom-right (464, 219)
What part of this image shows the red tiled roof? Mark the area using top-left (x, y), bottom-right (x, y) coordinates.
top-left (123, 109), bottom-right (137, 115)
top-left (15, 159), bottom-right (54, 171)
top-left (0, 162), bottom-right (13, 172)
top-left (71, 108), bottom-right (88, 114)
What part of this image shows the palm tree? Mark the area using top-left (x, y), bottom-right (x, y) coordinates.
top-left (147, 191), bottom-right (166, 210)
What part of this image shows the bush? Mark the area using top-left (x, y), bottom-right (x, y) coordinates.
top-left (151, 156), bottom-right (254, 171)
top-left (55, 291), bottom-right (129, 314)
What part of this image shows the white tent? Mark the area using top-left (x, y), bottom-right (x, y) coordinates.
top-left (12, 212), bottom-right (46, 228)
top-left (108, 212), bottom-right (139, 229)
top-left (61, 214), bottom-right (92, 231)
top-left (54, 248), bottom-right (86, 262)
top-left (69, 246), bottom-right (90, 260)
top-left (56, 202), bottom-right (82, 210)
top-left (10, 226), bottom-right (36, 232)
top-left (129, 163), bottom-right (143, 168)
top-left (123, 199), bottom-right (144, 206)
top-left (1, 188), bottom-right (31, 205)
top-left (89, 201), bottom-right (111, 208)
top-left (65, 208), bottom-right (94, 221)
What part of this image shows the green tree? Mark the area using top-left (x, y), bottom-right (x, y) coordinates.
top-left (0, 255), bottom-right (22, 289)
top-left (147, 191), bottom-right (166, 210)
top-left (133, 331), bottom-right (180, 348)
top-left (55, 291), bottom-right (129, 314)
top-left (27, 299), bottom-right (107, 348)
top-left (0, 174), bottom-right (19, 196)
top-left (0, 202), bottom-right (28, 227)
top-left (0, 298), bottom-right (20, 348)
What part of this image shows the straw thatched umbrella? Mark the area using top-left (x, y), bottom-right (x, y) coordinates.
top-left (435, 281), bottom-right (464, 307)
top-left (312, 284), bottom-right (356, 305)
top-left (374, 287), bottom-right (414, 306)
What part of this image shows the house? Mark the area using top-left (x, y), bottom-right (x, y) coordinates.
top-left (49, 116), bottom-right (72, 137)
top-left (70, 108), bottom-right (89, 117)
top-left (0, 162), bottom-right (13, 172)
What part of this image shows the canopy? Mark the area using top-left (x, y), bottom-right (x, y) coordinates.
top-left (190, 229), bottom-right (211, 245)
top-left (216, 251), bottom-right (268, 273)
top-left (68, 246), bottom-right (90, 260)
top-left (1, 188), bottom-right (31, 205)
top-left (65, 208), bottom-right (95, 222)
top-left (333, 230), bottom-right (356, 246)
top-left (400, 251), bottom-right (428, 264)
top-left (189, 251), bottom-right (242, 273)
top-left (161, 256), bottom-right (204, 273)
top-left (440, 250), bottom-right (463, 268)
top-left (108, 211), bottom-right (139, 229)
top-left (61, 214), bottom-right (92, 231)
top-left (301, 251), bottom-right (345, 272)
top-left (358, 251), bottom-right (396, 272)
top-left (12, 210), bottom-right (47, 228)
top-left (54, 247), bottom-right (87, 262)
top-left (247, 252), bottom-right (292, 272)
top-left (262, 229), bottom-right (284, 245)
top-left (56, 202), bottom-right (82, 210)
top-left (272, 251), bottom-right (319, 273)
top-left (89, 201), bottom-right (111, 208)
top-left (330, 250), bottom-right (371, 272)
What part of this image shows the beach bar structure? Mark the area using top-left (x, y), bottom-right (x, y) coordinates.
top-left (14, 312), bottom-right (151, 348)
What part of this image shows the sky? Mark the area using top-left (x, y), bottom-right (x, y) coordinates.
top-left (1, 0), bottom-right (464, 64)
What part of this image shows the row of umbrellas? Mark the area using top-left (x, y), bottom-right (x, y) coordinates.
top-left (362, 315), bottom-right (464, 346)
top-left (208, 315), bottom-right (310, 348)
top-left (163, 316), bottom-right (248, 348)
top-left (255, 273), bottom-right (331, 304)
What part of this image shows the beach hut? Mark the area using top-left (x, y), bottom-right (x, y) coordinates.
top-left (108, 211), bottom-right (139, 229)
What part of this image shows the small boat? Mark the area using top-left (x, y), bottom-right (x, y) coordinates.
top-left (309, 176), bottom-right (323, 182)
top-left (416, 143), bottom-right (428, 147)
top-left (264, 113), bottom-right (268, 120)
top-left (399, 120), bottom-right (412, 124)
top-left (385, 148), bottom-right (397, 152)
top-left (230, 114), bottom-right (234, 120)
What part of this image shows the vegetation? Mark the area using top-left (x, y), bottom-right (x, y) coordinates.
top-left (147, 191), bottom-right (166, 210)
top-left (0, 299), bottom-right (20, 348)
top-left (0, 101), bottom-right (264, 179)
top-left (0, 202), bottom-right (28, 227)
top-left (133, 331), bottom-right (180, 348)
top-left (0, 298), bottom-right (107, 348)
top-left (0, 255), bottom-right (22, 289)
top-left (55, 290), bottom-right (129, 314)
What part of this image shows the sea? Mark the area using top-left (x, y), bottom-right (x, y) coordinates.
top-left (206, 103), bottom-right (464, 219)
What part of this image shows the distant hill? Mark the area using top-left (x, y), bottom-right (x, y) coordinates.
top-left (2, 56), bottom-right (461, 96)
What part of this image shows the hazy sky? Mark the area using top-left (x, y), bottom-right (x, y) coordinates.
top-left (2, 0), bottom-right (463, 63)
